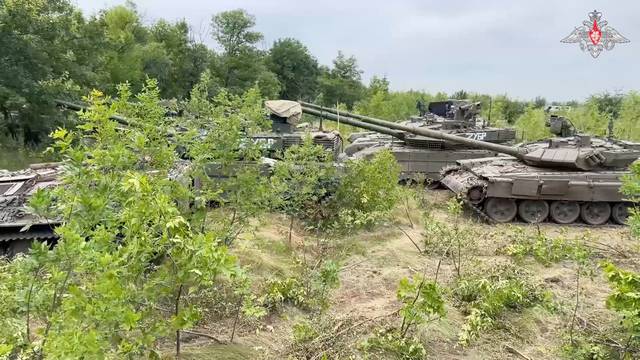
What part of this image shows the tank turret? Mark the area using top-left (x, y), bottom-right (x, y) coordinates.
top-left (296, 101), bottom-right (517, 181)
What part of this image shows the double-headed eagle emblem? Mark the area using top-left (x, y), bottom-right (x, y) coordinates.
top-left (561, 10), bottom-right (629, 58)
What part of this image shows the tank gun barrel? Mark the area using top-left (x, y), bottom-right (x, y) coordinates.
top-left (300, 107), bottom-right (406, 140)
top-left (300, 102), bottom-right (526, 159)
top-left (54, 99), bottom-right (130, 126)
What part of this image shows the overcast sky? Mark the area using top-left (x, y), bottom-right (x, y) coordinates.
top-left (73, 0), bottom-right (638, 101)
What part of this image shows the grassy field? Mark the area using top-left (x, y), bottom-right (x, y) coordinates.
top-left (164, 190), bottom-right (637, 359)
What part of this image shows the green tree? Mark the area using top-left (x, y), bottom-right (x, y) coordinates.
top-left (317, 51), bottom-right (365, 108)
top-left (180, 71), bottom-right (273, 244)
top-left (0, 0), bottom-right (90, 146)
top-left (268, 38), bottom-right (319, 100)
top-left (95, 4), bottom-right (150, 92)
top-left (368, 76), bottom-right (390, 96)
top-left (211, 9), bottom-right (262, 56)
top-left (533, 96), bottom-right (547, 109)
top-left (559, 101), bottom-right (607, 136)
top-left (602, 262), bottom-right (640, 357)
top-left (150, 20), bottom-right (214, 99)
top-left (271, 138), bottom-right (337, 244)
top-left (209, 9), bottom-right (280, 98)
top-left (452, 90), bottom-right (469, 100)
top-left (588, 92), bottom-right (624, 120)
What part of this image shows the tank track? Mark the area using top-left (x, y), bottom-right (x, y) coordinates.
top-left (457, 194), bottom-right (495, 224)
top-left (439, 165), bottom-right (461, 178)
top-left (455, 194), bottom-right (624, 228)
top-left (441, 168), bottom-right (628, 227)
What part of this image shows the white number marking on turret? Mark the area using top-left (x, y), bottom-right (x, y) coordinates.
top-left (465, 132), bottom-right (487, 141)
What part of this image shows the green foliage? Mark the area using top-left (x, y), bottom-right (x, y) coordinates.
top-left (0, 0), bottom-right (88, 146)
top-left (504, 227), bottom-right (592, 266)
top-left (322, 150), bottom-right (401, 232)
top-left (211, 9), bottom-right (262, 56)
top-left (589, 92), bottom-right (624, 120)
top-left (602, 262), bottom-right (640, 353)
top-left (209, 9), bottom-right (280, 98)
top-left (268, 38), bottom-right (319, 100)
top-left (562, 101), bottom-right (608, 136)
top-left (514, 106), bottom-right (551, 141)
top-left (355, 90), bottom-right (432, 121)
top-left (261, 277), bottom-right (308, 309)
top-left (259, 260), bottom-right (340, 311)
top-left (397, 276), bottom-right (446, 337)
top-left (422, 198), bottom-right (477, 277)
top-left (451, 89), bottom-right (469, 100)
top-left (271, 137), bottom-right (338, 233)
top-left (622, 161), bottom-right (640, 238)
top-left (452, 264), bottom-right (549, 346)
top-left (359, 275), bottom-right (443, 359)
top-left (0, 82), bottom-right (258, 358)
top-left (615, 91), bottom-right (640, 141)
top-left (271, 136), bottom-right (399, 238)
top-left (179, 74), bottom-right (273, 243)
top-left (292, 320), bottom-right (319, 344)
top-left (360, 329), bottom-right (427, 360)
top-left (484, 95), bottom-right (526, 126)
top-left (562, 333), bottom-right (614, 360)
top-left (317, 51), bottom-right (365, 108)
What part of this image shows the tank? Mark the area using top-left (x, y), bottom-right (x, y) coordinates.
top-left (56, 99), bottom-right (343, 161)
top-left (0, 163), bottom-right (61, 256)
top-left (439, 134), bottom-right (640, 225)
top-left (300, 103), bottom-right (640, 225)
top-left (299, 101), bottom-right (516, 182)
top-left (260, 100), bottom-right (343, 159)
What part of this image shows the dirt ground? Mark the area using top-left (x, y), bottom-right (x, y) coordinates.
top-left (173, 190), bottom-right (638, 359)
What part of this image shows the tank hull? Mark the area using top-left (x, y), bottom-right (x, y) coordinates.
top-left (441, 157), bottom-right (635, 224)
top-left (0, 164), bottom-right (61, 256)
top-left (354, 146), bottom-right (498, 181)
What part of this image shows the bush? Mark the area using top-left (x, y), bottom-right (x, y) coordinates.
top-left (295, 150), bottom-right (401, 234)
top-left (260, 260), bottom-right (340, 311)
top-left (504, 227), bottom-right (592, 266)
top-left (360, 329), bottom-right (427, 360)
top-left (602, 262), bottom-right (640, 356)
top-left (452, 264), bottom-right (550, 345)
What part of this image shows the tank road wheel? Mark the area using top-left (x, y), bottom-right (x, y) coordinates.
top-left (485, 198), bottom-right (517, 223)
top-left (467, 186), bottom-right (486, 205)
top-left (611, 202), bottom-right (630, 225)
top-left (518, 200), bottom-right (549, 223)
top-left (580, 202), bottom-right (611, 225)
top-left (549, 201), bottom-right (580, 224)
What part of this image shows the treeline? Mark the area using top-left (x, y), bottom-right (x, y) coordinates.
top-left (355, 89), bottom-right (640, 142)
top-left (2, 0), bottom-right (640, 147)
top-left (0, 1), bottom-right (366, 146)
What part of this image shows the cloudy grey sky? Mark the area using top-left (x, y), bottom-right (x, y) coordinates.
top-left (73, 0), bottom-right (638, 101)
